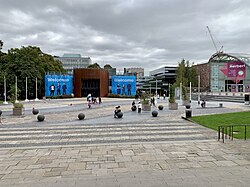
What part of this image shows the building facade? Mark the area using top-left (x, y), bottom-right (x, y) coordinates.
top-left (142, 66), bottom-right (177, 96)
top-left (208, 52), bottom-right (250, 92)
top-left (55, 54), bottom-right (92, 75)
top-left (124, 67), bottom-right (144, 80)
top-left (194, 62), bottom-right (210, 92)
top-left (74, 69), bottom-right (109, 97)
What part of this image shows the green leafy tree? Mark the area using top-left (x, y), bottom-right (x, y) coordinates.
top-left (176, 59), bottom-right (187, 86)
top-left (104, 64), bottom-right (112, 69)
top-left (2, 46), bottom-right (65, 99)
top-left (176, 59), bottom-right (198, 87)
top-left (182, 84), bottom-right (188, 100)
top-left (7, 84), bottom-right (21, 103)
top-left (169, 84), bottom-right (176, 103)
top-left (88, 63), bottom-right (101, 69)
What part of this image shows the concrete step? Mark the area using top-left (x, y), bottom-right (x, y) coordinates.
top-left (0, 122), bottom-right (216, 148)
top-left (192, 94), bottom-right (245, 103)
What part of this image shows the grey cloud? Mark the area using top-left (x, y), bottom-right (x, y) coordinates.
top-left (0, 0), bottom-right (249, 74)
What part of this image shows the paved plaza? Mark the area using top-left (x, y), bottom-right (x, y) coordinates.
top-left (0, 98), bottom-right (250, 186)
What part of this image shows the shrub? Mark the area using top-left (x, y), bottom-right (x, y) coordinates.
top-left (169, 84), bottom-right (176, 103)
top-left (13, 103), bottom-right (23, 108)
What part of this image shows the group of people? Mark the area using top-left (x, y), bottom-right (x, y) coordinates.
top-left (131, 100), bottom-right (142, 113)
top-left (87, 94), bottom-right (102, 108)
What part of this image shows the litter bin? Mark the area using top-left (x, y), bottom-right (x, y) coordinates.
top-left (245, 94), bottom-right (249, 105)
top-left (185, 109), bottom-right (192, 118)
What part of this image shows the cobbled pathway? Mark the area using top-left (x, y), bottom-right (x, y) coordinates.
top-left (0, 98), bottom-right (250, 186)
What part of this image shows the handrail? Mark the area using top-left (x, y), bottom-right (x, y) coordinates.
top-left (218, 124), bottom-right (250, 143)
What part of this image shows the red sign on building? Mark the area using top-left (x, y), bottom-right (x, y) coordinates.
top-left (220, 61), bottom-right (246, 83)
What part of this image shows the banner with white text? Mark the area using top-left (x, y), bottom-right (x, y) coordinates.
top-left (45, 75), bottom-right (73, 97)
top-left (112, 76), bottom-right (136, 96)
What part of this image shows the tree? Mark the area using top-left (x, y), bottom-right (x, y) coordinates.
top-left (88, 63), bottom-right (101, 69)
top-left (104, 64), bottom-right (112, 69)
top-left (176, 59), bottom-right (187, 86)
top-left (175, 59), bottom-right (198, 87)
top-left (1, 46), bottom-right (65, 99)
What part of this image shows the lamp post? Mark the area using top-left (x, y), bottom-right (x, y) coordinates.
top-left (3, 75), bottom-right (8, 104)
top-left (25, 77), bottom-right (29, 102)
top-left (155, 78), bottom-right (157, 95)
top-left (180, 82), bottom-right (182, 101)
top-left (35, 77), bottom-right (39, 101)
top-left (198, 75), bottom-right (200, 105)
top-left (189, 82), bottom-right (192, 103)
top-left (15, 76), bottom-right (19, 103)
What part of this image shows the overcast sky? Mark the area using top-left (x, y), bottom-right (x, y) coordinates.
top-left (0, 0), bottom-right (249, 74)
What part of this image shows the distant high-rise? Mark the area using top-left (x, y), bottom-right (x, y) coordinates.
top-left (54, 54), bottom-right (92, 75)
top-left (123, 67), bottom-right (144, 80)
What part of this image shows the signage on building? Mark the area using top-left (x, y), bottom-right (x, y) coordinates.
top-left (111, 76), bottom-right (136, 96)
top-left (220, 61), bottom-right (246, 82)
top-left (45, 75), bottom-right (73, 97)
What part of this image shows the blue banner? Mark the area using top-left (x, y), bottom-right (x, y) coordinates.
top-left (45, 75), bottom-right (73, 97)
top-left (112, 76), bottom-right (136, 96)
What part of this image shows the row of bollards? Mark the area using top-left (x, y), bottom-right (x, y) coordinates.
top-left (32, 109), bottom-right (45, 122)
top-left (0, 104), bottom-right (163, 124)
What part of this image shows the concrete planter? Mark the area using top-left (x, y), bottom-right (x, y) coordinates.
top-left (168, 102), bottom-right (178, 110)
top-left (142, 103), bottom-right (151, 111)
top-left (13, 107), bottom-right (24, 116)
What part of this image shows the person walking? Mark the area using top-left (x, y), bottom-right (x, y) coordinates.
top-left (138, 102), bottom-right (142, 113)
top-left (88, 100), bottom-right (92, 109)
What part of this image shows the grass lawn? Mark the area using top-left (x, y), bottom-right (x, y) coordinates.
top-left (191, 111), bottom-right (250, 139)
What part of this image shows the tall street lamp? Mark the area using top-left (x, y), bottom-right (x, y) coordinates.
top-left (3, 75), bottom-right (8, 104)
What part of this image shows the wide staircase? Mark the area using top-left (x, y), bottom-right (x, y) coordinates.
top-left (192, 94), bottom-right (245, 103)
top-left (0, 118), bottom-right (216, 149)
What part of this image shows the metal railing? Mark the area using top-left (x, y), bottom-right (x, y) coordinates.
top-left (218, 125), bottom-right (250, 143)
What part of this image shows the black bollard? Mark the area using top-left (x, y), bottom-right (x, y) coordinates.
top-left (117, 112), bottom-right (123, 118)
top-left (32, 109), bottom-right (39, 115)
top-left (131, 105), bottom-right (137, 111)
top-left (37, 115), bottom-right (45, 122)
top-left (158, 105), bottom-right (163, 110)
top-left (152, 110), bottom-right (158, 117)
top-left (78, 113), bottom-right (85, 120)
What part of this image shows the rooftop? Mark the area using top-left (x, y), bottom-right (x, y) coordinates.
top-left (62, 54), bottom-right (81, 58)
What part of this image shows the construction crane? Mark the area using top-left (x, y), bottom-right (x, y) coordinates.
top-left (206, 26), bottom-right (223, 53)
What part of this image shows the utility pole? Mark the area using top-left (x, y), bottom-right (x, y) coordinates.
top-left (189, 82), bottom-right (192, 103)
top-left (198, 75), bottom-right (200, 105)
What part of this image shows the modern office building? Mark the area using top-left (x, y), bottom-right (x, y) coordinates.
top-left (55, 54), bottom-right (92, 75)
top-left (143, 66), bottom-right (177, 96)
top-left (124, 67), bottom-right (144, 80)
